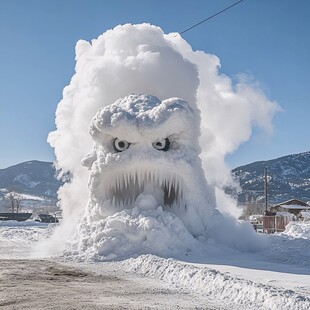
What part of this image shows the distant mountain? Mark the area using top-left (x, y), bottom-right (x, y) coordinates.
top-left (232, 151), bottom-right (310, 204)
top-left (0, 161), bottom-right (64, 210)
top-left (1, 152), bottom-right (309, 210)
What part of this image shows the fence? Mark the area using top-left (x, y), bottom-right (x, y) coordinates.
top-left (263, 215), bottom-right (290, 234)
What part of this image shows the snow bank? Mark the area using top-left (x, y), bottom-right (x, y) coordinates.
top-left (0, 220), bottom-right (48, 227)
top-left (20, 194), bottom-right (45, 201)
top-left (266, 227), bottom-right (310, 267)
top-left (127, 255), bottom-right (310, 310)
top-left (300, 211), bottom-right (310, 220)
top-left (0, 221), bottom-right (56, 259)
top-left (279, 222), bottom-right (310, 240)
top-left (65, 199), bottom-right (204, 261)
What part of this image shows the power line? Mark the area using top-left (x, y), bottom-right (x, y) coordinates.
top-left (178, 0), bottom-right (245, 36)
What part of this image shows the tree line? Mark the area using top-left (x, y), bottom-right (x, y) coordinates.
top-left (4, 192), bottom-right (24, 213)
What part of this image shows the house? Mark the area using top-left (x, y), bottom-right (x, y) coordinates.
top-left (270, 199), bottom-right (310, 215)
top-left (263, 199), bottom-right (310, 234)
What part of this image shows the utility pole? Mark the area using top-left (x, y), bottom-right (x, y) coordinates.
top-left (264, 167), bottom-right (268, 214)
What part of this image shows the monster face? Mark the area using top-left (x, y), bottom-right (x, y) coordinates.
top-left (82, 94), bottom-right (215, 236)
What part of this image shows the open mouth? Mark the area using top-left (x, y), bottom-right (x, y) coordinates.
top-left (104, 169), bottom-right (185, 210)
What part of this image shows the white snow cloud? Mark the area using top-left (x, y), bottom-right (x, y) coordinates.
top-left (48, 24), bottom-right (202, 249)
top-left (166, 35), bottom-right (280, 215)
top-left (47, 23), bottom-right (280, 256)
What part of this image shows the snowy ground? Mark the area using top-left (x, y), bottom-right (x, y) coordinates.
top-left (0, 220), bottom-right (309, 310)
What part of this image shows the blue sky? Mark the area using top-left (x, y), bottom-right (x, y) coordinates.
top-left (0, 0), bottom-right (309, 169)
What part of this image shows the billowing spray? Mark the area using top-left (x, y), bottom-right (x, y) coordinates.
top-left (46, 23), bottom-right (278, 258)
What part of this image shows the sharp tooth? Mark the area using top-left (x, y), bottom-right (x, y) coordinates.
top-left (128, 172), bottom-right (131, 189)
top-left (168, 182), bottom-right (172, 197)
top-left (106, 185), bottom-right (110, 198)
top-left (124, 174), bottom-right (128, 191)
top-left (135, 175), bottom-right (137, 188)
top-left (138, 172), bottom-right (141, 189)
top-left (116, 175), bottom-right (119, 192)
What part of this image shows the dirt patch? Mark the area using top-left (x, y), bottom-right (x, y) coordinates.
top-left (0, 259), bottom-right (120, 309)
top-left (0, 259), bottom-right (215, 309)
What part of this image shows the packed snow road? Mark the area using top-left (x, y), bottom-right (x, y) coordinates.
top-left (1, 221), bottom-right (310, 310)
top-left (0, 258), bottom-right (216, 310)
top-left (0, 222), bottom-right (216, 309)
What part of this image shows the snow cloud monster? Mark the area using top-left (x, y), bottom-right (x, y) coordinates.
top-left (65, 94), bottom-right (217, 260)
top-left (82, 94), bottom-right (216, 237)
top-left (47, 23), bottom-right (278, 258)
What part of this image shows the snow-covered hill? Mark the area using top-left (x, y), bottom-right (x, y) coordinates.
top-left (1, 151), bottom-right (309, 209)
top-left (0, 160), bottom-right (64, 209)
top-left (232, 151), bottom-right (310, 204)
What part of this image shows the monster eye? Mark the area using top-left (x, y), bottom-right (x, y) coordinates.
top-left (152, 138), bottom-right (170, 151)
top-left (114, 138), bottom-right (130, 152)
